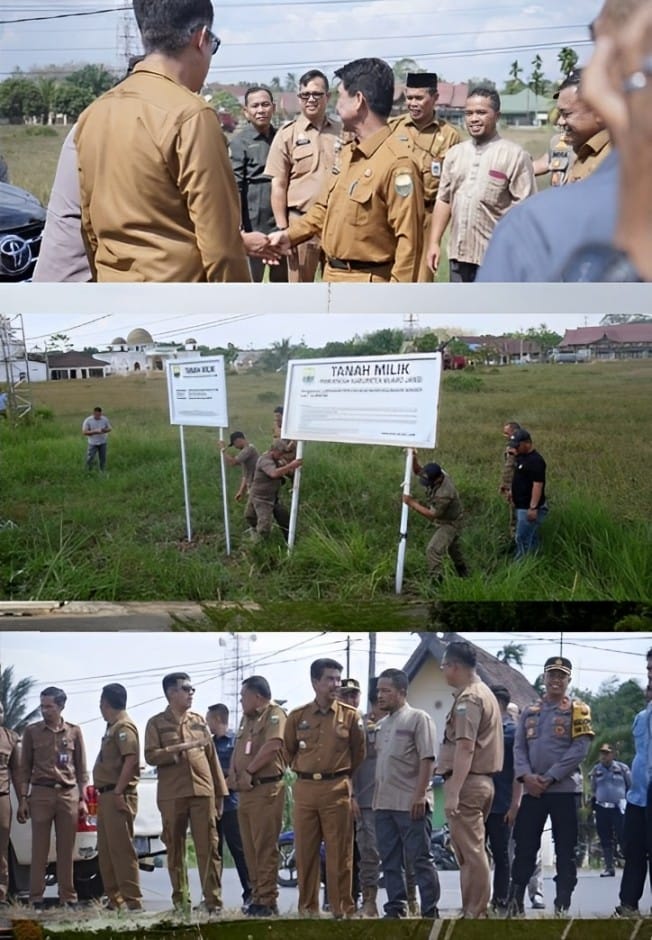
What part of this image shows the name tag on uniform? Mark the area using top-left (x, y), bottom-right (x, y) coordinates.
top-left (245, 740), bottom-right (252, 755)
top-left (296, 137), bottom-right (310, 146)
top-left (431, 160), bottom-right (441, 177)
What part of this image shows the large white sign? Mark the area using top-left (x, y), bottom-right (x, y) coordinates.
top-left (166, 357), bottom-right (228, 428)
top-left (282, 353), bottom-right (442, 448)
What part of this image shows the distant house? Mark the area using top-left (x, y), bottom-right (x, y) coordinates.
top-left (47, 351), bottom-right (109, 381)
top-left (402, 631), bottom-right (539, 724)
top-left (498, 90), bottom-right (554, 126)
top-left (234, 349), bottom-right (265, 371)
top-left (556, 323), bottom-right (652, 360)
top-left (457, 334), bottom-right (543, 365)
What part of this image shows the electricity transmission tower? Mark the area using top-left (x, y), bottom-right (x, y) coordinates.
top-left (0, 314), bottom-right (33, 423)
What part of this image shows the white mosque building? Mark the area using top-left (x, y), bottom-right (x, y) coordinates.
top-left (93, 328), bottom-right (200, 375)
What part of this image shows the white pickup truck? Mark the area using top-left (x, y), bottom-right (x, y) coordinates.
top-left (8, 769), bottom-right (166, 900)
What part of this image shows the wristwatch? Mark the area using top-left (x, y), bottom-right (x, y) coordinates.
top-left (559, 243), bottom-right (643, 282)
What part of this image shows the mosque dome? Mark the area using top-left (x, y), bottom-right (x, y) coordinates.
top-left (126, 328), bottom-right (154, 345)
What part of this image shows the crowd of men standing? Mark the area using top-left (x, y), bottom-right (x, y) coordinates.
top-left (30, 0), bottom-right (622, 284)
top-left (2, 642), bottom-right (650, 919)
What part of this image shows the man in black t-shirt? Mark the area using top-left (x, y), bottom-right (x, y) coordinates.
top-left (508, 428), bottom-right (547, 559)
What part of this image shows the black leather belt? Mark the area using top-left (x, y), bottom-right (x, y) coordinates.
top-left (252, 774), bottom-right (283, 786)
top-left (33, 780), bottom-right (75, 790)
top-left (97, 784), bottom-right (136, 794)
top-left (296, 769), bottom-right (351, 781)
top-left (327, 257), bottom-right (390, 271)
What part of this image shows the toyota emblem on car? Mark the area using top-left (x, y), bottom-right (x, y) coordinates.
top-left (0, 234), bottom-right (32, 276)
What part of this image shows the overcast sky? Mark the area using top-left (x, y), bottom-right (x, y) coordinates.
top-left (0, 0), bottom-right (599, 88)
top-left (1, 283), bottom-right (615, 351)
top-left (1, 630), bottom-right (648, 767)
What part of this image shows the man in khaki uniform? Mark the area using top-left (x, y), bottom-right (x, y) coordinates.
top-left (144, 672), bottom-right (228, 915)
top-left (438, 641), bottom-right (504, 918)
top-left (17, 686), bottom-right (89, 908)
top-left (219, 432), bottom-right (259, 503)
top-left (264, 69), bottom-right (341, 282)
top-left (244, 441), bottom-right (303, 541)
top-left (0, 703), bottom-right (20, 904)
top-left (402, 458), bottom-right (468, 581)
top-left (75, 0), bottom-right (250, 282)
top-left (373, 669), bottom-right (440, 919)
top-left (93, 683), bottom-right (142, 911)
top-left (284, 658), bottom-right (366, 918)
top-left (270, 58), bottom-right (423, 282)
top-left (228, 676), bottom-right (287, 917)
top-left (389, 73), bottom-right (461, 281)
top-left (555, 70), bottom-right (612, 183)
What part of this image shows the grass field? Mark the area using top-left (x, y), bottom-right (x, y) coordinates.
top-left (1, 360), bottom-right (650, 603)
top-left (0, 123), bottom-right (552, 210)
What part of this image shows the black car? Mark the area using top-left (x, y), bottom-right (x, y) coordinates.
top-left (0, 181), bottom-right (46, 281)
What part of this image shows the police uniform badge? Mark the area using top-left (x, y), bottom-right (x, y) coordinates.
top-left (394, 172), bottom-right (414, 197)
top-left (571, 700), bottom-right (594, 738)
top-left (118, 731), bottom-right (127, 741)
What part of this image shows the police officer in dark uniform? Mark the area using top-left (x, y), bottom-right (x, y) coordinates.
top-left (508, 657), bottom-right (594, 916)
top-left (590, 744), bottom-right (630, 876)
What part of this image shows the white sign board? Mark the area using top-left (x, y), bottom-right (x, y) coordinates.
top-left (282, 353), bottom-right (442, 448)
top-left (166, 357), bottom-right (228, 428)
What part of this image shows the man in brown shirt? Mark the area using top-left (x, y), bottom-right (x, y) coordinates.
top-left (144, 672), bottom-right (228, 915)
top-left (427, 87), bottom-right (536, 282)
top-left (264, 69), bottom-right (341, 282)
top-left (438, 641), bottom-right (504, 918)
top-left (219, 431), bottom-right (259, 503)
top-left (270, 58), bottom-right (423, 282)
top-left (0, 703), bottom-right (20, 904)
top-left (244, 441), bottom-right (303, 541)
top-left (389, 72), bottom-right (461, 281)
top-left (555, 70), bottom-right (612, 183)
top-left (228, 676), bottom-right (287, 917)
top-left (93, 683), bottom-right (141, 911)
top-left (75, 0), bottom-right (251, 282)
top-left (17, 686), bottom-right (89, 907)
top-left (285, 658), bottom-right (366, 918)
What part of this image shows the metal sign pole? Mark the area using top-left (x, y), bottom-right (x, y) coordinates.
top-left (287, 440), bottom-right (304, 552)
top-left (179, 425), bottom-right (192, 543)
top-left (395, 448), bottom-right (414, 594)
top-left (218, 428), bottom-right (231, 556)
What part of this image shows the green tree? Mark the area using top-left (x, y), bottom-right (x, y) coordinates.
top-left (496, 642), bottom-right (526, 667)
top-left (524, 324), bottom-right (563, 357)
top-left (574, 678), bottom-right (645, 768)
top-left (210, 89), bottom-right (241, 117)
top-left (392, 57), bottom-right (421, 85)
top-left (285, 73), bottom-right (297, 92)
top-left (529, 54), bottom-right (545, 96)
top-left (47, 332), bottom-right (73, 351)
top-left (34, 77), bottom-right (58, 123)
top-left (467, 77), bottom-right (496, 91)
top-left (558, 47), bottom-right (579, 78)
top-left (0, 666), bottom-right (40, 732)
top-left (504, 60), bottom-right (525, 94)
top-left (270, 76), bottom-right (282, 91)
top-left (0, 76), bottom-right (44, 123)
top-left (66, 64), bottom-right (116, 97)
top-left (259, 338), bottom-right (294, 371)
top-left (411, 331), bottom-right (440, 353)
top-left (53, 82), bottom-right (95, 120)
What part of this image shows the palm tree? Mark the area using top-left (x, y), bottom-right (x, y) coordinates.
top-left (0, 666), bottom-right (39, 732)
top-left (496, 642), bottom-right (526, 668)
top-left (558, 47), bottom-right (579, 79)
top-left (509, 60), bottom-right (523, 84)
top-left (285, 73), bottom-right (297, 92)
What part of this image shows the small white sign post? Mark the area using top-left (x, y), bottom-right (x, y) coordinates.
top-left (281, 353), bottom-right (442, 592)
top-left (166, 357), bottom-right (230, 551)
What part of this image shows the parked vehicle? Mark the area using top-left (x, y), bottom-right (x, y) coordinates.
top-left (0, 182), bottom-right (46, 282)
top-left (8, 771), bottom-right (165, 901)
top-left (431, 824), bottom-right (458, 871)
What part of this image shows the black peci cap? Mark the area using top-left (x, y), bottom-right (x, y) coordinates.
top-left (406, 72), bottom-right (438, 89)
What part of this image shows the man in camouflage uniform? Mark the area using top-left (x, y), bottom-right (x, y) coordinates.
top-left (402, 457), bottom-right (468, 581)
top-left (389, 72), bottom-right (460, 281)
top-left (499, 421), bottom-right (522, 540)
top-left (244, 441), bottom-right (303, 541)
top-left (508, 656), bottom-right (594, 916)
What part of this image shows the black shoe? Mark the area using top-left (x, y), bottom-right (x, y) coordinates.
top-left (600, 869), bottom-right (616, 877)
top-left (554, 904), bottom-right (570, 917)
top-left (31, 901), bottom-right (46, 910)
top-left (254, 905), bottom-right (279, 917)
top-left (455, 564), bottom-right (470, 578)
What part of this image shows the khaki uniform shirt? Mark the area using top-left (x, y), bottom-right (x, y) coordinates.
top-left (287, 125), bottom-right (424, 281)
top-left (567, 129), bottom-right (612, 184)
top-left (92, 710), bottom-right (140, 790)
top-left (389, 115), bottom-right (461, 206)
top-left (230, 702), bottom-right (287, 788)
top-left (234, 444), bottom-right (259, 489)
top-left (249, 452), bottom-right (282, 501)
top-left (75, 61), bottom-right (250, 283)
top-left (144, 706), bottom-right (228, 801)
top-left (426, 473), bottom-right (463, 527)
top-left (285, 699), bottom-right (366, 776)
top-left (21, 720), bottom-right (88, 792)
top-left (373, 703), bottom-right (436, 812)
top-left (264, 114), bottom-right (342, 213)
top-left (0, 727), bottom-right (20, 795)
top-left (438, 677), bottom-right (504, 776)
top-left (437, 133), bottom-right (536, 266)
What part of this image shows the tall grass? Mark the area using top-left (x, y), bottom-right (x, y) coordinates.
top-left (1, 363), bottom-right (650, 601)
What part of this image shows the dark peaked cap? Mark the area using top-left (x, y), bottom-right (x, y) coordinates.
top-left (406, 72), bottom-right (438, 88)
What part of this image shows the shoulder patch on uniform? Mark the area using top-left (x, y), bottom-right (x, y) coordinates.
top-left (572, 699), bottom-right (595, 738)
top-left (394, 171), bottom-right (414, 197)
top-left (455, 704), bottom-right (467, 713)
top-left (118, 731), bottom-right (128, 740)
top-left (270, 715), bottom-right (280, 724)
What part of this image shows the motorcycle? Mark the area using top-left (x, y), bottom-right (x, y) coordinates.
top-left (431, 825), bottom-right (458, 871)
top-left (277, 830), bottom-right (326, 889)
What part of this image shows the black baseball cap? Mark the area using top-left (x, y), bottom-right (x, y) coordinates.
top-left (507, 429), bottom-right (532, 447)
top-left (229, 431), bottom-right (245, 446)
top-left (420, 462), bottom-right (443, 485)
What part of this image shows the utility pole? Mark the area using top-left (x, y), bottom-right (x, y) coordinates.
top-left (368, 632), bottom-right (377, 692)
top-left (345, 635), bottom-right (351, 677)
